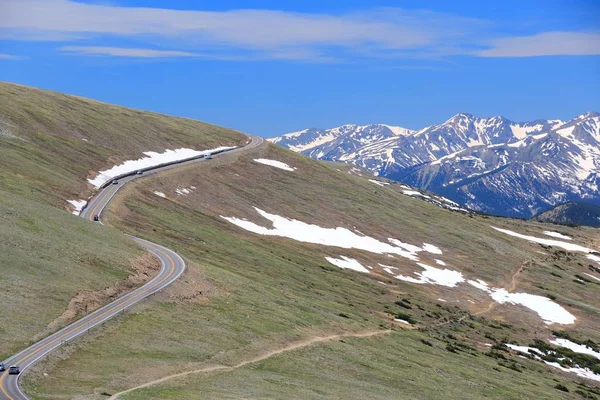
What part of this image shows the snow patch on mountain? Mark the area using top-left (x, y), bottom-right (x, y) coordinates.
top-left (88, 146), bottom-right (234, 189)
top-left (221, 208), bottom-right (440, 261)
top-left (254, 159), bottom-right (296, 171)
top-left (543, 231), bottom-right (572, 240)
top-left (550, 338), bottom-right (600, 360)
top-left (67, 199), bottom-right (87, 215)
top-left (492, 227), bottom-right (593, 253)
top-left (396, 262), bottom-right (464, 287)
top-left (325, 256), bottom-right (370, 273)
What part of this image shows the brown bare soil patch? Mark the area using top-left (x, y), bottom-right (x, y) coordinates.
top-left (159, 262), bottom-right (220, 303)
top-left (40, 253), bottom-right (160, 337)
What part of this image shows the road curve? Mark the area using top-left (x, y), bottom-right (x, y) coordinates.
top-left (0, 135), bottom-right (264, 400)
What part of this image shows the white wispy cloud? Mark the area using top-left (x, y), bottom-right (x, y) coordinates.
top-left (476, 32), bottom-right (600, 57)
top-left (1, 0), bottom-right (598, 61)
top-left (0, 53), bottom-right (23, 60)
top-left (60, 46), bottom-right (198, 58)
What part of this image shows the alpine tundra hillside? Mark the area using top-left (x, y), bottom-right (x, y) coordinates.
top-left (271, 112), bottom-right (600, 218)
top-left (1, 84), bottom-right (599, 399)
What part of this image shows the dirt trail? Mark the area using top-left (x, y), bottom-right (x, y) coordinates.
top-left (472, 260), bottom-right (530, 318)
top-left (108, 329), bottom-right (391, 399)
top-left (431, 260), bottom-right (531, 327)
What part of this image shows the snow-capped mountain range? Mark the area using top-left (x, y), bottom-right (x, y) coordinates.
top-left (270, 112), bottom-right (600, 217)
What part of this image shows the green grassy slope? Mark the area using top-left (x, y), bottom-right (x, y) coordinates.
top-left (0, 83), bottom-right (245, 362)
top-left (0, 81), bottom-right (246, 209)
top-left (121, 331), bottom-right (581, 400)
top-left (23, 144), bottom-right (600, 399)
top-left (0, 189), bottom-right (147, 358)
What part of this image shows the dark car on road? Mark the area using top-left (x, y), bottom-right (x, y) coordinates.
top-left (112, 180), bottom-right (119, 185)
top-left (203, 153), bottom-right (212, 160)
top-left (136, 170), bottom-right (144, 175)
top-left (93, 214), bottom-right (99, 221)
top-left (8, 365), bottom-right (20, 375)
top-left (0, 363), bottom-right (5, 372)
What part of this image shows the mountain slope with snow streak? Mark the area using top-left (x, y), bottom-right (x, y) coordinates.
top-left (273, 112), bottom-right (600, 218)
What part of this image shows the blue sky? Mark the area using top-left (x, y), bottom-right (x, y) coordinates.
top-left (1, 0), bottom-right (599, 137)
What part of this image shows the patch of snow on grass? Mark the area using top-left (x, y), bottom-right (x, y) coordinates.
top-left (396, 263), bottom-right (465, 287)
top-left (491, 289), bottom-right (576, 325)
top-left (435, 259), bottom-right (446, 266)
top-left (382, 266), bottom-right (395, 275)
top-left (176, 187), bottom-right (195, 196)
top-left (543, 231), bottom-right (572, 240)
top-left (423, 243), bottom-right (442, 254)
top-left (543, 361), bottom-right (600, 382)
top-left (584, 273), bottom-right (600, 282)
top-left (506, 344), bottom-right (543, 356)
top-left (89, 146), bottom-right (235, 188)
top-left (325, 256), bottom-right (370, 273)
top-left (550, 338), bottom-right (600, 360)
top-left (369, 179), bottom-right (390, 187)
top-left (437, 298), bottom-right (447, 302)
top-left (507, 343), bottom-right (600, 382)
top-left (468, 279), bottom-right (489, 291)
top-left (492, 227), bottom-right (593, 252)
top-left (403, 190), bottom-right (431, 199)
top-left (469, 280), bottom-right (574, 325)
top-left (588, 254), bottom-right (600, 264)
top-left (67, 199), bottom-right (87, 215)
top-left (222, 208), bottom-right (442, 262)
top-left (253, 159), bottom-right (296, 171)
top-left (394, 319), bottom-right (411, 325)
top-left (154, 191), bottom-right (166, 198)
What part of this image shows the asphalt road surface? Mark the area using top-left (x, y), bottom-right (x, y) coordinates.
top-left (0, 135), bottom-right (264, 399)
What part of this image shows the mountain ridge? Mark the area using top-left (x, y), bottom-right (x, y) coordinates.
top-left (271, 111), bottom-right (600, 218)
top-left (534, 202), bottom-right (600, 227)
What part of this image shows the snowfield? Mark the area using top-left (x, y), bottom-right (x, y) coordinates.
top-left (221, 209), bottom-right (579, 325)
top-left (253, 159), bottom-right (296, 171)
top-left (88, 146), bottom-right (235, 188)
top-left (403, 190), bottom-right (431, 199)
top-left (506, 344), bottom-right (543, 355)
top-left (422, 243), bottom-right (442, 254)
top-left (153, 191), bottom-right (166, 198)
top-left (368, 179), bottom-right (390, 187)
top-left (544, 361), bottom-right (600, 382)
top-left (221, 208), bottom-right (443, 261)
top-left (550, 338), bottom-right (600, 360)
top-left (176, 186), bottom-right (196, 196)
top-left (467, 279), bottom-right (575, 324)
top-left (491, 289), bottom-right (576, 325)
top-left (584, 273), bottom-right (600, 282)
top-left (543, 231), bottom-right (572, 240)
top-left (507, 343), bottom-right (600, 382)
top-left (396, 263), bottom-right (465, 287)
top-left (588, 254), bottom-right (600, 264)
top-left (67, 199), bottom-right (87, 215)
top-left (492, 227), bottom-right (593, 252)
top-left (325, 256), bottom-right (370, 273)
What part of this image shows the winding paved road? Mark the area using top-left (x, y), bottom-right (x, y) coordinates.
top-left (0, 135), bottom-right (264, 399)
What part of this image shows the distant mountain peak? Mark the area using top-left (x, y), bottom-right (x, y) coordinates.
top-left (578, 111), bottom-right (600, 119)
top-left (272, 111), bottom-right (600, 218)
top-left (444, 113), bottom-right (474, 124)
